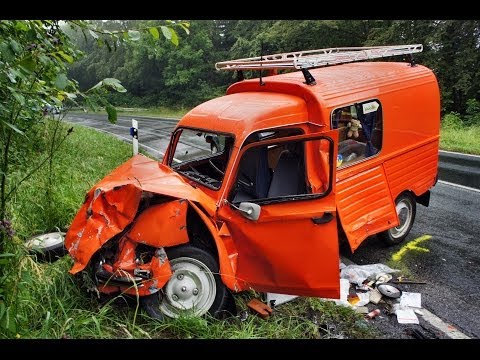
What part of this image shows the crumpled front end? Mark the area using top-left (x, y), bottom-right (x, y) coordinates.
top-left (65, 154), bottom-right (218, 296)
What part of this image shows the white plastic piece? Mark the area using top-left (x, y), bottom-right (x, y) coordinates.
top-left (340, 263), bottom-right (399, 286)
top-left (266, 293), bottom-right (298, 307)
top-left (400, 292), bottom-right (422, 308)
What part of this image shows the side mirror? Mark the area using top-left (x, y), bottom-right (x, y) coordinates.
top-left (237, 202), bottom-right (261, 221)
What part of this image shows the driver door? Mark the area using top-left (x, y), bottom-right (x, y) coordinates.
top-left (216, 131), bottom-right (339, 298)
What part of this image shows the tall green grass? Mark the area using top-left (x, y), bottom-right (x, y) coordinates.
top-left (440, 113), bottom-right (480, 155)
top-left (1, 122), bottom-right (376, 339)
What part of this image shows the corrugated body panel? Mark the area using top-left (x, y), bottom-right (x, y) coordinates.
top-left (337, 166), bottom-right (397, 251)
top-left (384, 141), bottom-right (439, 199)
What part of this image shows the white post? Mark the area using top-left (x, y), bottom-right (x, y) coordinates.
top-left (131, 119), bottom-right (138, 155)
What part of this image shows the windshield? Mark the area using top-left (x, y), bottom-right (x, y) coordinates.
top-left (170, 128), bottom-right (234, 190)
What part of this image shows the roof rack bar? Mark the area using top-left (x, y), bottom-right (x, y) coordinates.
top-left (215, 44), bottom-right (423, 72)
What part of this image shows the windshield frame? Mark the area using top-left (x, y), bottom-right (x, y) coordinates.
top-left (167, 126), bottom-right (236, 191)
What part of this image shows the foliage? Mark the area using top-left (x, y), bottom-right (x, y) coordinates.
top-left (441, 117), bottom-right (480, 155)
top-left (68, 20), bottom-right (480, 120)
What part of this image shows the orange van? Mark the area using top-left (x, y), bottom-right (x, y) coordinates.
top-left (65, 45), bottom-right (440, 319)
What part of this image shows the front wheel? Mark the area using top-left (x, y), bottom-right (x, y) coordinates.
top-left (141, 245), bottom-right (234, 319)
top-left (378, 192), bottom-right (416, 246)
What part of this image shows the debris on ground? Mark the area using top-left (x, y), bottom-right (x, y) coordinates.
top-left (247, 298), bottom-right (273, 319)
top-left (340, 263), bottom-right (399, 286)
top-left (376, 283), bottom-right (402, 298)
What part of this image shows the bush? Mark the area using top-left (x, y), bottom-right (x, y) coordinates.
top-left (465, 98), bottom-right (480, 126)
top-left (442, 112), bottom-right (463, 129)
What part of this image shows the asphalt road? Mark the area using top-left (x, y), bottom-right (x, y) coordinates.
top-left (66, 113), bottom-right (479, 339)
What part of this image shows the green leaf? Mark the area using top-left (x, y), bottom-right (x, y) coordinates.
top-left (0, 42), bottom-right (15, 62)
top-left (6, 70), bottom-right (17, 84)
top-left (7, 87), bottom-right (25, 105)
top-left (85, 97), bottom-right (98, 112)
top-left (179, 23), bottom-right (190, 35)
top-left (160, 26), bottom-right (172, 40)
top-left (14, 21), bottom-right (29, 31)
top-left (54, 73), bottom-right (68, 90)
top-left (128, 30), bottom-right (141, 41)
top-left (105, 104), bottom-right (117, 124)
top-left (2, 121), bottom-right (25, 136)
top-left (149, 27), bottom-right (160, 40)
top-left (88, 29), bottom-right (99, 40)
top-left (57, 51), bottom-right (73, 64)
top-left (0, 253), bottom-right (15, 258)
top-left (18, 56), bottom-right (36, 73)
top-left (9, 39), bottom-right (22, 55)
top-left (102, 78), bottom-right (127, 93)
top-left (170, 28), bottom-right (179, 46)
top-left (64, 92), bottom-right (77, 100)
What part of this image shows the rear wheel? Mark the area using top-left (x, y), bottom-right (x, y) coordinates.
top-left (141, 245), bottom-right (235, 320)
top-left (379, 192), bottom-right (416, 246)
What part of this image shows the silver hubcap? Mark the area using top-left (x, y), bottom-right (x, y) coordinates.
top-left (390, 199), bottom-right (413, 239)
top-left (159, 257), bottom-right (216, 318)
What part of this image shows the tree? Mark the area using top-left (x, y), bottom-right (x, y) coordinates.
top-left (0, 20), bottom-right (188, 253)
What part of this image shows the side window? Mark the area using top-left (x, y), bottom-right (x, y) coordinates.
top-left (229, 138), bottom-right (333, 205)
top-left (331, 100), bottom-right (383, 168)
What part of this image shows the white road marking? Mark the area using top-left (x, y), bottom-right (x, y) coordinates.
top-left (438, 180), bottom-right (480, 193)
top-left (420, 308), bottom-right (470, 339)
top-left (439, 150), bottom-right (480, 158)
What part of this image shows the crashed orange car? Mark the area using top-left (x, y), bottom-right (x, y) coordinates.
top-left (65, 45), bottom-right (440, 319)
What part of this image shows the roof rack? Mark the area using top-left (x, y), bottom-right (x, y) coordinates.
top-left (215, 44), bottom-right (423, 85)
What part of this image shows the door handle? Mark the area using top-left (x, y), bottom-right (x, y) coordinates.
top-left (311, 212), bottom-right (334, 225)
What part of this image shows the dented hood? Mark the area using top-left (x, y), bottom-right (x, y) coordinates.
top-left (65, 154), bottom-right (216, 273)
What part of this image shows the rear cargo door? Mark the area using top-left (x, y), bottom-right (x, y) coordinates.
top-left (336, 165), bottom-right (398, 251)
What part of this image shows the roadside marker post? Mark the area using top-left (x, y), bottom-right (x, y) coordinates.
top-left (130, 119), bottom-right (139, 155)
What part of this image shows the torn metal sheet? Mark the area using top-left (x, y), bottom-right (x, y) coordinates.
top-left (65, 154), bottom-right (217, 274)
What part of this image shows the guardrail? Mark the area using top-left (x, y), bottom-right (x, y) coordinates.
top-left (438, 150), bottom-right (480, 190)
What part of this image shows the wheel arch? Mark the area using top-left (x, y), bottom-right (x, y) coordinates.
top-left (187, 201), bottom-right (239, 292)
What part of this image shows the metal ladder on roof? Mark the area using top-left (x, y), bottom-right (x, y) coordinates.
top-left (215, 44), bottom-right (423, 85)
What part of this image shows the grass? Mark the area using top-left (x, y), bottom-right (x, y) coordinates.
top-left (440, 124), bottom-right (480, 155)
top-left (1, 121), bottom-right (377, 339)
top-left (70, 106), bottom-right (188, 119)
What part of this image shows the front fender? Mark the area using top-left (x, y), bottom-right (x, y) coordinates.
top-left (188, 202), bottom-right (240, 292)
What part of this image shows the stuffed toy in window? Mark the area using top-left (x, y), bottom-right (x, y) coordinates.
top-left (347, 118), bottom-right (362, 138)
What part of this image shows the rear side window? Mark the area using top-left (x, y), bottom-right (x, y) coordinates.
top-left (331, 100), bottom-right (383, 168)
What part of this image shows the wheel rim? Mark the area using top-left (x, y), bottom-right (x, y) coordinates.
top-left (25, 232), bottom-right (65, 251)
top-left (390, 199), bottom-right (413, 239)
top-left (159, 256), bottom-right (216, 318)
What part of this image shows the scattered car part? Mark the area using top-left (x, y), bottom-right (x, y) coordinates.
top-left (369, 288), bottom-right (383, 304)
top-left (247, 298), bottom-right (273, 319)
top-left (375, 273), bottom-right (392, 284)
top-left (25, 231), bottom-right (66, 262)
top-left (366, 309), bottom-right (381, 319)
top-left (377, 283), bottom-right (403, 299)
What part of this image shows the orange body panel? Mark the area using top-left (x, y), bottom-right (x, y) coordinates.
top-left (126, 200), bottom-right (189, 248)
top-left (336, 166), bottom-right (398, 251)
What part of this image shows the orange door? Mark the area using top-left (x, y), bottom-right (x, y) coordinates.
top-left (216, 132), bottom-right (339, 298)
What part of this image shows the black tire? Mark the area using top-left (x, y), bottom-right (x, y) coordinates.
top-left (378, 192), bottom-right (416, 246)
top-left (141, 245), bottom-right (233, 320)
